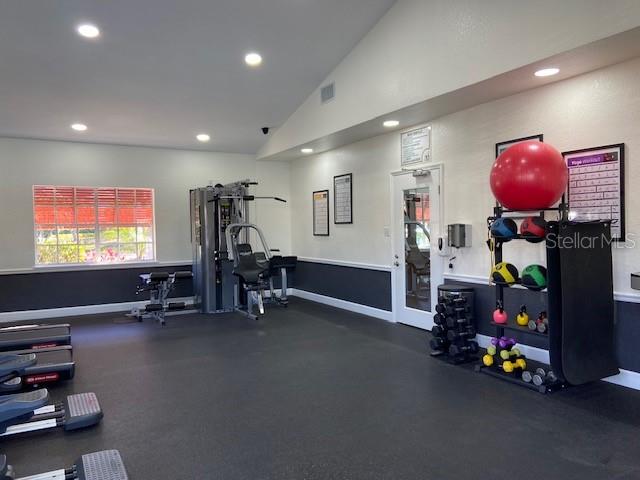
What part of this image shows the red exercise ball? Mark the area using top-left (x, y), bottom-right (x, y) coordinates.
top-left (490, 141), bottom-right (568, 210)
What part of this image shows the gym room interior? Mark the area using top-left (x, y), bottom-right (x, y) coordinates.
top-left (1, 1), bottom-right (640, 479)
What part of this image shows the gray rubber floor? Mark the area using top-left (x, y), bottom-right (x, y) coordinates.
top-left (3, 298), bottom-right (640, 479)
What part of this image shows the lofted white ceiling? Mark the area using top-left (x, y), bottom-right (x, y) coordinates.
top-left (0, 0), bottom-right (396, 154)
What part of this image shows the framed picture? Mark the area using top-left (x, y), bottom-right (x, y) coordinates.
top-left (564, 144), bottom-right (625, 241)
top-left (495, 134), bottom-right (544, 158)
top-left (333, 173), bottom-right (353, 224)
top-left (312, 190), bottom-right (329, 236)
top-left (401, 126), bottom-right (431, 166)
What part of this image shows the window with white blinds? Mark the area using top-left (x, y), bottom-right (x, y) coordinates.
top-left (33, 186), bottom-right (156, 265)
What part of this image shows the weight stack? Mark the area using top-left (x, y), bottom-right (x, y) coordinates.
top-left (430, 285), bottom-right (477, 364)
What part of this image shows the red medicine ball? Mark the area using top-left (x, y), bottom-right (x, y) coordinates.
top-left (490, 141), bottom-right (568, 210)
top-left (520, 216), bottom-right (547, 243)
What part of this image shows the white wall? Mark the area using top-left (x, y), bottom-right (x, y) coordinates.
top-left (0, 138), bottom-right (291, 271)
top-left (260, 0), bottom-right (640, 158)
top-left (288, 57), bottom-right (640, 295)
top-left (290, 132), bottom-right (399, 266)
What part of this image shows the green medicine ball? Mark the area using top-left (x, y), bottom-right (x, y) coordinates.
top-left (521, 264), bottom-right (547, 291)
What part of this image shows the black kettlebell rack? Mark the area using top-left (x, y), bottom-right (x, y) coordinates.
top-left (476, 200), bottom-right (569, 394)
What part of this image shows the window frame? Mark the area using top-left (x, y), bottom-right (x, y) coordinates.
top-left (32, 185), bottom-right (157, 267)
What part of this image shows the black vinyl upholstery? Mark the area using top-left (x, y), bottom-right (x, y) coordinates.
top-left (233, 244), bottom-right (269, 285)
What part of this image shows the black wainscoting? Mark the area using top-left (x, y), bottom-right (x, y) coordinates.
top-left (291, 261), bottom-right (392, 311)
top-left (444, 279), bottom-right (640, 374)
top-left (0, 265), bottom-right (193, 312)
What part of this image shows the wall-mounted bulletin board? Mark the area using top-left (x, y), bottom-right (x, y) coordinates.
top-left (313, 190), bottom-right (330, 236)
top-left (564, 143), bottom-right (625, 241)
top-left (333, 173), bottom-right (353, 224)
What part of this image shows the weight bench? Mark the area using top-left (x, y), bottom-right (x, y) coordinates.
top-left (0, 450), bottom-right (128, 480)
top-left (131, 270), bottom-right (194, 325)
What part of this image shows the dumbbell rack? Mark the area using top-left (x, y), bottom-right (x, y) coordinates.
top-left (430, 291), bottom-right (478, 365)
top-left (475, 200), bottom-right (569, 394)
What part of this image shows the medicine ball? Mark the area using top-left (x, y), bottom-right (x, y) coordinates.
top-left (490, 217), bottom-right (518, 242)
top-left (491, 262), bottom-right (519, 286)
top-left (520, 216), bottom-right (547, 243)
top-left (521, 264), bottom-right (547, 291)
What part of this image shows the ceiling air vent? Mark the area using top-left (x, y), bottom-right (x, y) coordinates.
top-left (320, 82), bottom-right (335, 104)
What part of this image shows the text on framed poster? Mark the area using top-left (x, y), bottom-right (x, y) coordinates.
top-left (565, 144), bottom-right (625, 241)
top-left (333, 173), bottom-right (353, 224)
top-left (401, 126), bottom-right (431, 166)
top-left (312, 190), bottom-right (329, 236)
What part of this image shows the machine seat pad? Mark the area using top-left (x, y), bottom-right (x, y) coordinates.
top-left (0, 353), bottom-right (37, 378)
top-left (173, 271), bottom-right (193, 279)
top-left (148, 272), bottom-right (170, 282)
top-left (270, 255), bottom-right (298, 270)
top-left (0, 388), bottom-right (49, 425)
top-left (65, 392), bottom-right (103, 431)
top-left (76, 450), bottom-right (129, 480)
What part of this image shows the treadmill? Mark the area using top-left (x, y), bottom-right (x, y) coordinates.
top-left (0, 450), bottom-right (128, 480)
top-left (0, 324), bottom-right (71, 352)
top-left (0, 346), bottom-right (74, 391)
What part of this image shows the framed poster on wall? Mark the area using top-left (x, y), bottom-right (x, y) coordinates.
top-left (495, 134), bottom-right (543, 158)
top-left (401, 126), bottom-right (431, 166)
top-left (333, 173), bottom-right (353, 224)
top-left (564, 144), bottom-right (625, 241)
top-left (313, 190), bottom-right (330, 236)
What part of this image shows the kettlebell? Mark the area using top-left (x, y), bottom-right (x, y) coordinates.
top-left (516, 305), bottom-right (529, 326)
top-left (493, 301), bottom-right (508, 324)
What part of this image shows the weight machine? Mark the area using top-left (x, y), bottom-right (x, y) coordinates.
top-left (190, 180), bottom-right (294, 318)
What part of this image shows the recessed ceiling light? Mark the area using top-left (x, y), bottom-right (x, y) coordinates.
top-left (245, 52), bottom-right (263, 67)
top-left (196, 133), bottom-right (211, 142)
top-left (71, 123), bottom-right (87, 132)
top-left (534, 67), bottom-right (560, 77)
top-left (383, 120), bottom-right (400, 128)
top-left (77, 24), bottom-right (100, 39)
top-left (301, 148), bottom-right (314, 154)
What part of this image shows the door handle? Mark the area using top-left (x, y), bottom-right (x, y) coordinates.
top-left (393, 261), bottom-right (400, 267)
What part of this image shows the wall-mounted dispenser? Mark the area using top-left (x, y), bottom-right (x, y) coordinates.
top-left (447, 224), bottom-right (472, 248)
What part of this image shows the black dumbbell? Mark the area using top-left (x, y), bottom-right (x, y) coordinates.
top-left (432, 325), bottom-right (446, 338)
top-left (430, 337), bottom-right (447, 351)
top-left (446, 316), bottom-right (470, 329)
top-left (433, 313), bottom-right (446, 326)
top-left (448, 341), bottom-right (479, 357)
top-left (447, 325), bottom-right (476, 342)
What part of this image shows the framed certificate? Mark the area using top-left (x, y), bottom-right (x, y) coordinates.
top-left (564, 144), bottom-right (625, 241)
top-left (333, 173), bottom-right (353, 224)
top-left (401, 126), bottom-right (431, 166)
top-left (313, 190), bottom-right (329, 236)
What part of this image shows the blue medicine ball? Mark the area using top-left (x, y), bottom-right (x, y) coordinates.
top-left (490, 217), bottom-right (518, 242)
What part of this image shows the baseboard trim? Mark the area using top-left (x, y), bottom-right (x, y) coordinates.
top-left (477, 334), bottom-right (640, 391)
top-left (290, 288), bottom-right (393, 322)
top-left (0, 297), bottom-right (194, 323)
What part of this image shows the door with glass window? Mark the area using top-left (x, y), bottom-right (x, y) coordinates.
top-left (391, 170), bottom-right (442, 330)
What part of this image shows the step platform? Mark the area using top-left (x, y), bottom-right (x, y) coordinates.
top-left (0, 450), bottom-right (128, 480)
top-left (0, 391), bottom-right (102, 436)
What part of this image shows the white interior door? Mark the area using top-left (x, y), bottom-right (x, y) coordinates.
top-left (391, 169), bottom-right (443, 330)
